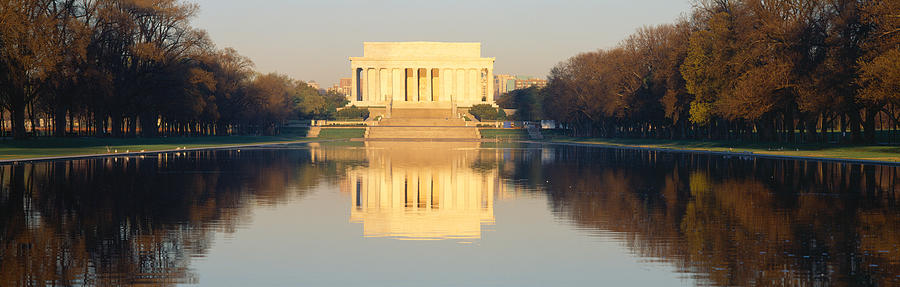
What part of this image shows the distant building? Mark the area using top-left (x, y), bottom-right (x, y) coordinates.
top-left (494, 74), bottom-right (517, 98)
top-left (494, 74), bottom-right (547, 97)
top-left (306, 81), bottom-right (320, 90)
top-left (327, 78), bottom-right (353, 95)
top-left (328, 84), bottom-right (341, 94)
top-left (513, 76), bottom-right (547, 90)
top-left (339, 78), bottom-right (352, 95)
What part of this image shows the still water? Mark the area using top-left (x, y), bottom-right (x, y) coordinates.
top-left (1, 142), bottom-right (898, 286)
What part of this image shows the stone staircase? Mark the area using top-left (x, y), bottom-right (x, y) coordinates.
top-left (307, 126), bottom-right (321, 137)
top-left (390, 108), bottom-right (455, 119)
top-left (378, 118), bottom-right (467, 127)
top-left (366, 108), bottom-right (480, 140)
top-left (367, 125), bottom-right (480, 139)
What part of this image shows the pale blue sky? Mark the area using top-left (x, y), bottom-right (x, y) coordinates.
top-left (192, 0), bottom-right (694, 87)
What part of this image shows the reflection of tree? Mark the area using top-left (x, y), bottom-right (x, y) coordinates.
top-left (494, 144), bottom-right (549, 191)
top-left (0, 148), bottom-right (334, 286)
top-left (534, 146), bottom-right (900, 286)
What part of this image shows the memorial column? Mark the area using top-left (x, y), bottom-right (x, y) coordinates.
top-left (351, 66), bottom-right (358, 102)
top-left (425, 68), bottom-right (433, 101)
top-left (412, 68), bottom-right (419, 102)
top-left (370, 66), bottom-right (380, 103)
top-left (487, 67), bottom-right (494, 104)
top-left (468, 69), bottom-right (476, 104)
top-left (360, 66), bottom-right (368, 103)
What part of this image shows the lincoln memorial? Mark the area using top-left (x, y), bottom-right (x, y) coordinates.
top-left (349, 42), bottom-right (496, 113)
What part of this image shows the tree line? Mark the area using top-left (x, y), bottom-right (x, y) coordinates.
top-left (0, 149), bottom-right (346, 284)
top-left (542, 0), bottom-right (899, 143)
top-left (0, 0), bottom-right (346, 139)
top-left (532, 147), bottom-right (899, 285)
top-left (497, 86), bottom-right (543, 121)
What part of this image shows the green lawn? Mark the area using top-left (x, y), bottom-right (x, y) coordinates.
top-left (546, 137), bottom-right (900, 163)
top-left (480, 128), bottom-right (529, 139)
top-left (317, 128), bottom-right (366, 139)
top-left (280, 126), bottom-right (310, 136)
top-left (0, 126), bottom-right (373, 161)
top-left (0, 136), bottom-right (319, 161)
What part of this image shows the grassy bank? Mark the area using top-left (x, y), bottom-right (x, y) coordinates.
top-left (0, 126), bottom-right (373, 161)
top-left (0, 136), bottom-right (320, 161)
top-left (317, 128), bottom-right (366, 139)
top-left (546, 137), bottom-right (900, 163)
top-left (480, 128), bottom-right (529, 139)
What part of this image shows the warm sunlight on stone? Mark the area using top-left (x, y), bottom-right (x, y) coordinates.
top-left (349, 42), bottom-right (495, 119)
top-left (315, 142), bottom-right (498, 240)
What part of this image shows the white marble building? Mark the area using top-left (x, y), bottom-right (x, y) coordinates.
top-left (349, 42), bottom-right (495, 110)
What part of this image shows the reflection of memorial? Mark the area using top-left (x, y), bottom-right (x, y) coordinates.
top-left (342, 142), bottom-right (497, 240)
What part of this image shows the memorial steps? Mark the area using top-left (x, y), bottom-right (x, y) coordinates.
top-left (377, 118), bottom-right (466, 127)
top-left (366, 126), bottom-right (480, 139)
top-left (366, 108), bottom-right (481, 140)
top-left (388, 107), bottom-right (454, 119)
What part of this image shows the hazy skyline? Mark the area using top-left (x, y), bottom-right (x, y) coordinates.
top-left (193, 0), bottom-right (694, 87)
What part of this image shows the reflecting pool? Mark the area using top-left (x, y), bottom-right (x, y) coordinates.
top-left (1, 142), bottom-right (898, 286)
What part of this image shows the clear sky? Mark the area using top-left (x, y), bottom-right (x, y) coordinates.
top-left (192, 0), bottom-right (694, 87)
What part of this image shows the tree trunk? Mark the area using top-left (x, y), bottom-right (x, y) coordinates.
top-left (849, 109), bottom-right (863, 143)
top-left (54, 104), bottom-right (67, 137)
top-left (806, 117), bottom-right (818, 144)
top-left (216, 123), bottom-right (228, 136)
top-left (9, 90), bottom-right (28, 139)
top-left (140, 113), bottom-right (158, 137)
top-left (68, 112), bottom-right (74, 135)
top-left (127, 117), bottom-right (137, 137)
top-left (785, 108), bottom-right (795, 143)
top-left (28, 104), bottom-right (37, 135)
top-left (863, 107), bottom-right (877, 143)
top-left (111, 115), bottom-right (123, 137)
top-left (93, 112), bottom-right (105, 137)
top-left (840, 114), bottom-right (847, 143)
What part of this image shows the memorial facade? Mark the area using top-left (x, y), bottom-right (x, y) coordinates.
top-left (349, 42), bottom-right (495, 111)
